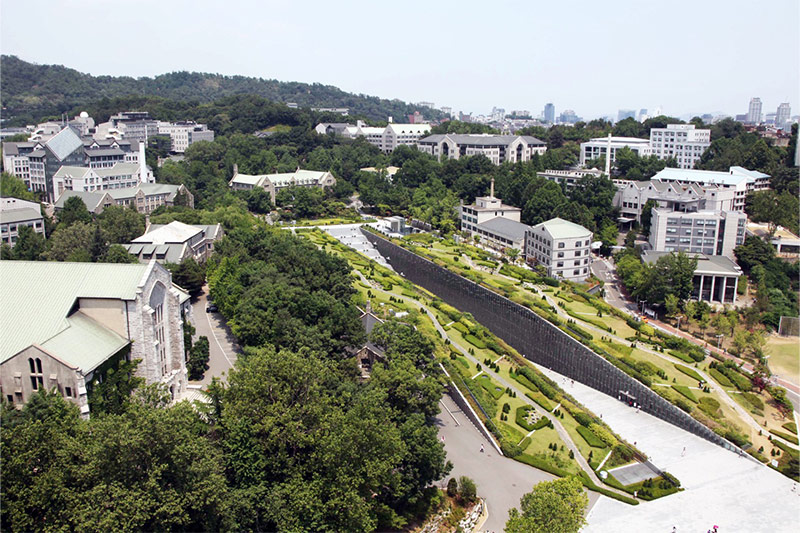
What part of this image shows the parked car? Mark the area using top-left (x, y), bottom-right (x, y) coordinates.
top-left (206, 303), bottom-right (218, 313)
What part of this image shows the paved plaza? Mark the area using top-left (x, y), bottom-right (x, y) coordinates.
top-left (435, 393), bottom-right (600, 532)
top-left (536, 365), bottom-right (800, 533)
top-left (322, 224), bottom-right (393, 269)
top-left (607, 462), bottom-right (656, 486)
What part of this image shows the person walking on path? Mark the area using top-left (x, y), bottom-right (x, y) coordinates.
top-left (480, 443), bottom-right (485, 453)
top-left (681, 446), bottom-right (686, 457)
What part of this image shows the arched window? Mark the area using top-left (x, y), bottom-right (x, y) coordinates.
top-left (36, 358), bottom-right (42, 374)
top-left (28, 358), bottom-right (35, 373)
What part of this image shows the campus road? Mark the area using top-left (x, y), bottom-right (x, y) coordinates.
top-left (591, 257), bottom-right (800, 417)
top-left (435, 393), bottom-right (599, 533)
top-left (190, 285), bottom-right (240, 385)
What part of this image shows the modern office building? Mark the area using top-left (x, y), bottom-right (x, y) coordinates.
top-left (157, 121), bottom-right (215, 153)
top-left (524, 218), bottom-right (593, 282)
top-left (558, 110), bottom-right (581, 124)
top-left (617, 109), bottom-right (636, 121)
top-left (123, 221), bottom-right (223, 264)
top-left (0, 198), bottom-right (44, 247)
top-left (382, 123), bottom-right (432, 153)
top-left (54, 183), bottom-right (193, 215)
top-left (0, 261), bottom-right (190, 416)
top-left (642, 251), bottom-right (741, 304)
top-left (25, 127), bottom-right (86, 201)
top-left (649, 166), bottom-right (770, 212)
top-left (544, 103), bottom-right (555, 123)
top-left (648, 208), bottom-right (746, 259)
top-left (614, 180), bottom-right (736, 223)
top-left (417, 134), bottom-right (546, 165)
top-left (579, 136), bottom-right (652, 166)
top-left (649, 124), bottom-right (711, 169)
top-left (228, 166), bottom-right (336, 203)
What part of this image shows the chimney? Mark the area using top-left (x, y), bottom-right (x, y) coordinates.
top-left (604, 133), bottom-right (612, 176)
top-left (233, 163), bottom-right (239, 177)
top-left (139, 140), bottom-right (149, 183)
top-left (490, 177), bottom-right (495, 198)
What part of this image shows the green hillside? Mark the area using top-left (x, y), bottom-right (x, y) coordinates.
top-left (0, 55), bottom-right (441, 124)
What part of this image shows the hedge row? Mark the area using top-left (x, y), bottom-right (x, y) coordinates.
top-left (708, 368), bottom-right (734, 388)
top-left (668, 349), bottom-right (696, 364)
top-left (512, 373), bottom-right (539, 394)
top-left (517, 367), bottom-right (559, 400)
top-left (769, 429), bottom-right (800, 445)
top-left (671, 385), bottom-right (698, 403)
top-left (577, 425), bottom-right (607, 448)
top-left (577, 472), bottom-right (639, 505)
top-left (465, 334), bottom-right (486, 349)
top-left (673, 364), bottom-right (704, 382)
top-left (525, 392), bottom-right (553, 412)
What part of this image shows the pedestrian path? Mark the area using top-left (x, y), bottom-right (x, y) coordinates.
top-left (535, 365), bottom-right (799, 533)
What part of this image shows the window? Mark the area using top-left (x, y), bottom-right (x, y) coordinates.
top-left (558, 242), bottom-right (565, 249)
top-left (65, 387), bottom-right (72, 398)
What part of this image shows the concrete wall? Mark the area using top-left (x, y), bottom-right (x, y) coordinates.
top-left (363, 229), bottom-right (741, 454)
top-left (78, 298), bottom-right (127, 337)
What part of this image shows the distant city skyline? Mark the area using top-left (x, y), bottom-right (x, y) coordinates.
top-left (1, 0), bottom-right (798, 120)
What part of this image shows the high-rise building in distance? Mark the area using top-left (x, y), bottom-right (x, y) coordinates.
top-left (776, 103), bottom-right (791, 130)
top-left (617, 109), bottom-right (636, 122)
top-left (747, 97), bottom-right (762, 124)
top-left (544, 103), bottom-right (555, 123)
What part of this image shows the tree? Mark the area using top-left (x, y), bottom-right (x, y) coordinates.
top-left (103, 244), bottom-right (139, 263)
top-left (664, 293), bottom-right (680, 319)
top-left (87, 358), bottom-right (145, 415)
top-left (97, 205), bottom-right (146, 243)
top-left (10, 225), bottom-right (45, 260)
top-left (505, 476), bottom-right (588, 533)
top-left (58, 196), bottom-right (92, 226)
top-left (458, 476), bottom-right (477, 504)
top-left (44, 222), bottom-right (94, 261)
top-left (0, 172), bottom-right (35, 201)
top-left (640, 199), bottom-right (658, 237)
top-left (168, 257), bottom-right (206, 295)
top-left (746, 190), bottom-right (800, 236)
top-left (506, 247), bottom-right (520, 264)
top-left (734, 235), bottom-right (775, 274)
top-left (187, 336), bottom-right (210, 380)
top-left (624, 229), bottom-right (637, 249)
top-left (89, 222), bottom-right (108, 262)
top-left (446, 477), bottom-right (458, 497)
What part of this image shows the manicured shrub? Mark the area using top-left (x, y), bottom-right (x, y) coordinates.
top-left (709, 368), bottom-right (733, 388)
top-left (743, 392), bottom-right (765, 411)
top-left (673, 363), bottom-right (703, 382)
top-left (573, 411), bottom-right (594, 428)
top-left (464, 334), bottom-right (486, 349)
top-left (769, 429), bottom-right (800, 445)
top-left (446, 477), bottom-right (458, 497)
top-left (671, 385), bottom-right (698, 403)
top-left (576, 425), bottom-right (607, 448)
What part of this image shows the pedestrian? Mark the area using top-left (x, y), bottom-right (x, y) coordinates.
top-left (681, 447), bottom-right (686, 457)
top-left (480, 443), bottom-right (485, 453)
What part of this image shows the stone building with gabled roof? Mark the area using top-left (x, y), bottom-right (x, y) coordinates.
top-left (417, 133), bottom-right (546, 164)
top-left (228, 165), bottom-right (336, 203)
top-left (0, 261), bottom-right (191, 417)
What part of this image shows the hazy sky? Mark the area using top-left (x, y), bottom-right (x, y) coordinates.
top-left (2, 0), bottom-right (798, 119)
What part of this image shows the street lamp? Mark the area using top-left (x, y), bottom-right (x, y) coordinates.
top-left (716, 333), bottom-right (724, 352)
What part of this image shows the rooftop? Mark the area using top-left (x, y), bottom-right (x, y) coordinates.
top-left (0, 207), bottom-right (43, 225)
top-left (585, 136), bottom-right (651, 144)
top-left (478, 217), bottom-right (531, 243)
top-left (419, 133), bottom-right (545, 146)
top-left (641, 251), bottom-right (742, 276)
top-left (0, 261), bottom-right (151, 364)
top-left (133, 221), bottom-right (202, 245)
top-left (652, 166), bottom-right (770, 187)
top-left (44, 127), bottom-right (83, 161)
top-left (533, 217), bottom-right (593, 239)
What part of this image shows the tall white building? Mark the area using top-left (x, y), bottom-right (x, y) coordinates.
top-left (649, 124), bottom-right (711, 169)
top-left (776, 103), bottom-right (791, 130)
top-left (417, 134), bottom-right (546, 165)
top-left (157, 121), bottom-right (215, 153)
top-left (314, 121), bottom-right (430, 153)
top-left (747, 97), bottom-right (763, 124)
top-left (614, 180), bottom-right (736, 223)
top-left (524, 218), bottom-right (593, 282)
top-left (579, 136), bottom-right (652, 166)
top-left (650, 166), bottom-right (770, 212)
top-left (649, 208), bottom-right (746, 259)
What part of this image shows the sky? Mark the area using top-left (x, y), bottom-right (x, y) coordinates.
top-left (1, 0), bottom-right (798, 120)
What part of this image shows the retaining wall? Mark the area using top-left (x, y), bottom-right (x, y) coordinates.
top-left (363, 229), bottom-right (741, 454)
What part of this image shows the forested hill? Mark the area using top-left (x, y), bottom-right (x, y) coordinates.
top-left (0, 55), bottom-right (441, 124)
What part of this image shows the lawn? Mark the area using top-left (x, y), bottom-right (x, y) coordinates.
top-left (765, 336), bottom-right (799, 383)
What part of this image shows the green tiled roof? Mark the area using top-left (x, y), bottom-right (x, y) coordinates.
top-left (0, 261), bottom-right (150, 364)
top-left (40, 312), bottom-right (129, 373)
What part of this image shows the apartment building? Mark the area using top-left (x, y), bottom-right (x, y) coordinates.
top-left (417, 134), bottom-right (547, 165)
top-left (54, 183), bottom-right (194, 215)
top-left (614, 180), bottom-right (736, 222)
top-left (524, 218), bottom-right (593, 282)
top-left (157, 121), bottom-right (215, 153)
top-left (579, 136), bottom-right (652, 166)
top-left (650, 166), bottom-right (770, 212)
top-left (0, 261), bottom-right (190, 417)
top-left (649, 124), bottom-right (711, 169)
top-left (0, 198), bottom-right (44, 247)
top-left (382, 123), bottom-right (432, 153)
top-left (228, 165), bottom-right (336, 203)
top-left (648, 208), bottom-right (746, 259)
top-left (124, 221), bottom-right (223, 264)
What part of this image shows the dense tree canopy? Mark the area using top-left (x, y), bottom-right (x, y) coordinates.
top-left (505, 476), bottom-right (588, 533)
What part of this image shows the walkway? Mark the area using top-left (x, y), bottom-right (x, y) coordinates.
top-left (190, 285), bottom-right (240, 386)
top-left (535, 365), bottom-right (800, 533)
top-left (434, 394), bottom-right (600, 532)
